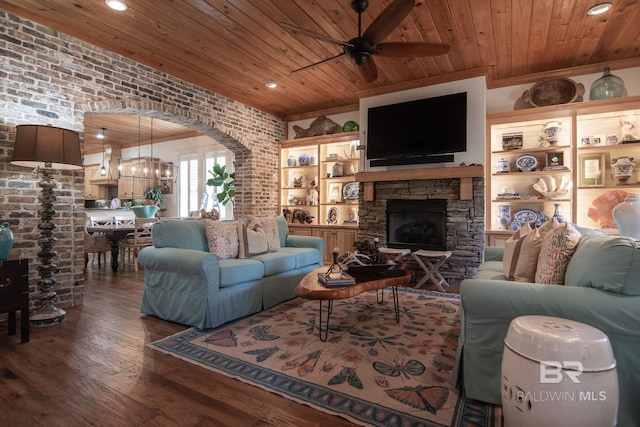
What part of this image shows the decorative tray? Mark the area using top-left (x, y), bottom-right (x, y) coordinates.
top-left (515, 154), bottom-right (539, 171)
top-left (346, 263), bottom-right (395, 276)
top-left (342, 181), bottom-right (359, 200)
top-left (513, 208), bottom-right (538, 224)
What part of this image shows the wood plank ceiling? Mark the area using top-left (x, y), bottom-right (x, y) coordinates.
top-left (3, 0), bottom-right (640, 153)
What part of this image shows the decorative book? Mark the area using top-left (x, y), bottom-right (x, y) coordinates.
top-left (318, 272), bottom-right (356, 287)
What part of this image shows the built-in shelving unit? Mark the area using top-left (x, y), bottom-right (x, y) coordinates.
top-left (279, 132), bottom-right (360, 262)
top-left (486, 96), bottom-right (640, 246)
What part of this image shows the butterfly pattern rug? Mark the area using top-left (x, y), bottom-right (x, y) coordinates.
top-left (150, 288), bottom-right (501, 427)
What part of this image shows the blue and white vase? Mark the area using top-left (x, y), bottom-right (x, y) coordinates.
top-left (0, 222), bottom-right (14, 260)
top-left (552, 203), bottom-right (565, 223)
top-left (498, 205), bottom-right (511, 230)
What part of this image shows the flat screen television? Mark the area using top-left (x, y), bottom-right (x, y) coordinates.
top-left (366, 92), bottom-right (467, 163)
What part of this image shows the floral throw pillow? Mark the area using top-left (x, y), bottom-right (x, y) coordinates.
top-left (535, 222), bottom-right (582, 285)
top-left (204, 219), bottom-right (239, 259)
top-left (250, 216), bottom-right (281, 252)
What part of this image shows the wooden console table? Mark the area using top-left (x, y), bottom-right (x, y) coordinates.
top-left (0, 259), bottom-right (30, 343)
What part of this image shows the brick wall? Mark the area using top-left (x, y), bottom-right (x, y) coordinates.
top-left (357, 178), bottom-right (485, 281)
top-left (0, 11), bottom-right (286, 309)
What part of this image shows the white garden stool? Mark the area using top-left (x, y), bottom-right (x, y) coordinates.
top-left (501, 315), bottom-right (618, 427)
top-left (411, 250), bottom-right (452, 292)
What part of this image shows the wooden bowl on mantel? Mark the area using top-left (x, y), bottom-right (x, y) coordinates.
top-left (522, 77), bottom-right (585, 108)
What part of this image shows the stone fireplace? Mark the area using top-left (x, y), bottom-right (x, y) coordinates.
top-left (356, 167), bottom-right (485, 282)
top-left (386, 199), bottom-right (447, 251)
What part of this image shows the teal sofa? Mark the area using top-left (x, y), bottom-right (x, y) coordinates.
top-left (454, 233), bottom-right (640, 427)
top-left (138, 216), bottom-right (325, 329)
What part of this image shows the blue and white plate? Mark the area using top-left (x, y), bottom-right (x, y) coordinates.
top-left (515, 154), bottom-right (539, 171)
top-left (342, 181), bottom-right (359, 200)
top-left (514, 208), bottom-right (538, 224)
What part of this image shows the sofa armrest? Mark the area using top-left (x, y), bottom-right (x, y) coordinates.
top-left (456, 278), bottom-right (640, 414)
top-left (484, 246), bottom-right (504, 262)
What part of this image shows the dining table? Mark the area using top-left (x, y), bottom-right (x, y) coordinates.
top-left (86, 223), bottom-right (137, 272)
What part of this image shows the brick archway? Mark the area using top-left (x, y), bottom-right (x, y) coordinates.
top-left (77, 98), bottom-right (260, 217)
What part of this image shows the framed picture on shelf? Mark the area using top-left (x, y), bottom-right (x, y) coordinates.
top-left (579, 153), bottom-right (606, 187)
top-left (328, 183), bottom-right (342, 203)
top-left (501, 132), bottom-right (523, 150)
top-left (592, 134), bottom-right (606, 146)
top-left (546, 152), bottom-right (564, 167)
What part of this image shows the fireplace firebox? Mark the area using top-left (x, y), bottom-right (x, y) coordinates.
top-left (386, 199), bottom-right (447, 251)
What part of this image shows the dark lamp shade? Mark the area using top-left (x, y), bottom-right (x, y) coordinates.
top-left (11, 124), bottom-right (83, 170)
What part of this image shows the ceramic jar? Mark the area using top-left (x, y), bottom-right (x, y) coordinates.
top-left (0, 222), bottom-right (14, 260)
top-left (287, 155), bottom-right (296, 167)
top-left (309, 153), bottom-right (317, 165)
top-left (331, 163), bottom-right (343, 177)
top-left (612, 156), bottom-right (636, 184)
top-left (612, 194), bottom-right (640, 239)
top-left (590, 66), bottom-right (627, 100)
top-left (298, 153), bottom-right (310, 166)
top-left (494, 158), bottom-right (510, 173)
top-left (542, 121), bottom-right (562, 145)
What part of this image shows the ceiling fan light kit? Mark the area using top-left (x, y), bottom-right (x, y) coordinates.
top-left (280, 0), bottom-right (450, 82)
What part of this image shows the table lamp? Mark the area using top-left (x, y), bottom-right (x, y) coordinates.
top-left (11, 124), bottom-right (83, 327)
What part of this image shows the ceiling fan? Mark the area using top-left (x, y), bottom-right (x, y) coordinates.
top-left (280, 0), bottom-right (451, 83)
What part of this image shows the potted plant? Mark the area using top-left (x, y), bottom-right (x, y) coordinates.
top-left (144, 185), bottom-right (163, 207)
top-left (206, 162), bottom-right (236, 207)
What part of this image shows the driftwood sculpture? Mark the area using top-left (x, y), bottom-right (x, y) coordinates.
top-left (293, 115), bottom-right (342, 139)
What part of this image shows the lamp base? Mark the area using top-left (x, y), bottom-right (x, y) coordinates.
top-left (29, 306), bottom-right (66, 328)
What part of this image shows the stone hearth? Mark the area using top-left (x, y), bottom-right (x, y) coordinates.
top-left (357, 174), bottom-right (485, 282)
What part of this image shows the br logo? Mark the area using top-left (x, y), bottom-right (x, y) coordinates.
top-left (540, 361), bottom-right (584, 384)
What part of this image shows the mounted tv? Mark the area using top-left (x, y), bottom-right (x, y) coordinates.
top-left (367, 92), bottom-right (467, 166)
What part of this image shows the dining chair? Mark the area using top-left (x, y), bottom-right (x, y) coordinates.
top-left (84, 226), bottom-right (111, 268)
top-left (119, 217), bottom-right (159, 271)
top-left (90, 216), bottom-right (114, 226)
top-left (114, 216), bottom-right (135, 226)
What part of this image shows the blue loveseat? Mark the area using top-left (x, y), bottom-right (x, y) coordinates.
top-left (453, 232), bottom-right (640, 427)
top-left (138, 216), bottom-right (325, 329)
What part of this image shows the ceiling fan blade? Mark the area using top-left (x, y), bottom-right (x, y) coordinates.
top-left (363, 0), bottom-right (415, 46)
top-left (375, 42), bottom-right (451, 57)
top-left (279, 22), bottom-right (353, 48)
top-left (290, 53), bottom-right (346, 74)
top-left (359, 57), bottom-right (378, 83)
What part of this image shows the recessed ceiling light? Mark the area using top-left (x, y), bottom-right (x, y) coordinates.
top-left (105, 0), bottom-right (128, 12)
top-left (587, 3), bottom-right (612, 15)
top-left (265, 82), bottom-right (277, 89)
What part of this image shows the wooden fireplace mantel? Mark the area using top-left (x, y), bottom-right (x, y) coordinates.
top-left (354, 165), bottom-right (484, 201)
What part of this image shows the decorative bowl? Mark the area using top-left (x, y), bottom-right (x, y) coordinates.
top-left (522, 77), bottom-right (585, 108)
top-left (130, 205), bottom-right (159, 218)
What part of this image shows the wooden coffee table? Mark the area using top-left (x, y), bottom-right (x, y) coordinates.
top-left (295, 267), bottom-right (411, 341)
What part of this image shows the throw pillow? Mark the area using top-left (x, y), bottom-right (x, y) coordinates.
top-left (204, 219), bottom-right (239, 259)
top-left (250, 216), bottom-right (281, 252)
top-left (237, 220), bottom-right (269, 258)
top-left (535, 222), bottom-right (582, 285)
top-left (513, 228), bottom-right (543, 282)
top-left (503, 222), bottom-right (532, 281)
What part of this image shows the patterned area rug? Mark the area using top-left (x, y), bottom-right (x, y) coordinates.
top-left (150, 288), bottom-right (501, 427)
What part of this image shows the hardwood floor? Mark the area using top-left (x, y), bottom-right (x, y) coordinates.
top-left (0, 263), bottom-right (358, 427)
